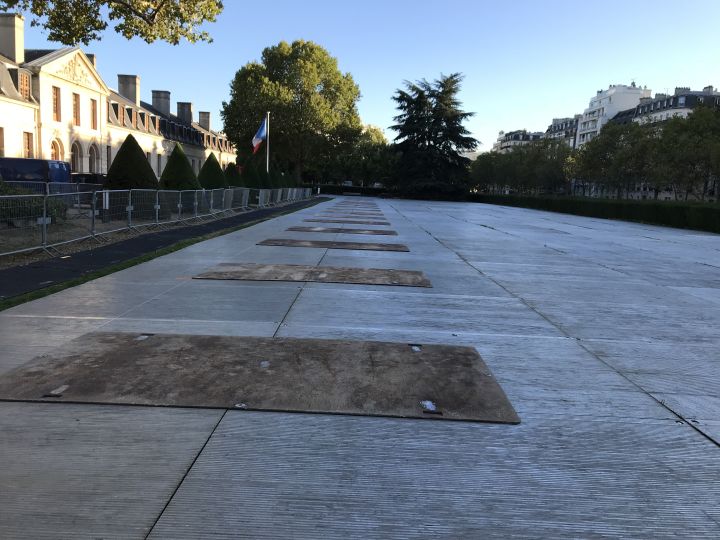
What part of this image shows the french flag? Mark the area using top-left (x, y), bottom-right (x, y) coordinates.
top-left (252, 118), bottom-right (267, 154)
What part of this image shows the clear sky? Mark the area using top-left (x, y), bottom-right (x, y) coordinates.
top-left (20, 0), bottom-right (720, 150)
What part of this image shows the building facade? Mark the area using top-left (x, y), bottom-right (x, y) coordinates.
top-left (575, 83), bottom-right (651, 148)
top-left (0, 13), bottom-right (236, 178)
top-left (544, 115), bottom-right (580, 149)
top-left (610, 86), bottom-right (720, 126)
top-left (492, 130), bottom-right (544, 153)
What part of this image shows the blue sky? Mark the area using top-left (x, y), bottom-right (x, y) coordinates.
top-left (20, 0), bottom-right (720, 150)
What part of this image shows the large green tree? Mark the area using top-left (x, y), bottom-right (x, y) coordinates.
top-left (656, 107), bottom-right (720, 200)
top-left (471, 140), bottom-right (573, 196)
top-left (1, 0), bottom-right (223, 44)
top-left (221, 40), bottom-right (362, 182)
top-left (321, 125), bottom-right (392, 186)
top-left (391, 73), bottom-right (478, 189)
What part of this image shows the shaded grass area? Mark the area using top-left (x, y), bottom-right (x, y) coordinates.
top-left (0, 198), bottom-right (328, 312)
top-left (469, 194), bottom-right (720, 233)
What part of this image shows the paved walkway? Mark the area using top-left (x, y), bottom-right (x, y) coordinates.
top-left (1, 197), bottom-right (719, 538)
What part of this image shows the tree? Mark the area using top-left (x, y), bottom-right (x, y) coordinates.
top-left (159, 143), bottom-right (200, 190)
top-left (656, 107), bottom-right (720, 200)
top-left (105, 134), bottom-right (157, 189)
top-left (391, 73), bottom-right (478, 190)
top-left (320, 125), bottom-right (390, 186)
top-left (222, 40), bottom-right (362, 182)
top-left (224, 162), bottom-right (242, 187)
top-left (198, 153), bottom-right (228, 189)
top-left (1, 0), bottom-right (223, 45)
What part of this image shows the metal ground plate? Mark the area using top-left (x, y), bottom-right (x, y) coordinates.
top-left (0, 333), bottom-right (519, 423)
top-left (194, 263), bottom-right (431, 287)
top-left (304, 218), bottom-right (391, 226)
top-left (287, 226), bottom-right (398, 235)
top-left (319, 211), bottom-right (385, 215)
top-left (258, 239), bottom-right (409, 251)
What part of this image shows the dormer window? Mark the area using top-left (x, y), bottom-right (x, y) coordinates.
top-left (19, 72), bottom-right (30, 100)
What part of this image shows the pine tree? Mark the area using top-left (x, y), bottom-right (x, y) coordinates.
top-left (105, 134), bottom-right (158, 189)
top-left (198, 153), bottom-right (228, 189)
top-left (159, 143), bottom-right (200, 190)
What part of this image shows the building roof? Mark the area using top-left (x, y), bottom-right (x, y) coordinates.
top-left (609, 108), bottom-right (636, 125)
top-left (23, 49), bottom-right (57, 63)
top-left (0, 61), bottom-right (27, 103)
top-left (23, 47), bottom-right (77, 67)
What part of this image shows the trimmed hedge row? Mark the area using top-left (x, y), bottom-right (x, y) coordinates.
top-left (469, 194), bottom-right (720, 233)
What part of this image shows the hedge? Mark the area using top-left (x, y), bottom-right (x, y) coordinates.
top-left (310, 184), bottom-right (387, 196)
top-left (469, 194), bottom-right (720, 234)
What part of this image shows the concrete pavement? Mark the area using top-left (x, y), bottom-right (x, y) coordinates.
top-left (1, 197), bottom-right (719, 538)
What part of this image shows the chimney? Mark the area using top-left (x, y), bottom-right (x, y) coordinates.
top-left (177, 101), bottom-right (194, 124)
top-left (152, 90), bottom-right (170, 116)
top-left (674, 87), bottom-right (690, 96)
top-left (86, 53), bottom-right (96, 68)
top-left (703, 85), bottom-right (714, 93)
top-left (0, 14), bottom-right (24, 64)
top-left (199, 111), bottom-right (211, 131)
top-left (118, 74), bottom-right (140, 106)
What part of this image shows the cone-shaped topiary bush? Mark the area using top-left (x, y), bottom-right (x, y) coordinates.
top-left (105, 134), bottom-right (158, 189)
top-left (241, 162), bottom-right (261, 188)
top-left (198, 153), bottom-right (228, 189)
top-left (160, 143), bottom-right (200, 190)
top-left (225, 163), bottom-right (243, 186)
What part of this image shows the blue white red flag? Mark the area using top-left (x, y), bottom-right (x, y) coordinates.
top-left (252, 118), bottom-right (267, 154)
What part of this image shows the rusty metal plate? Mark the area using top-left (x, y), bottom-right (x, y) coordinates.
top-left (0, 333), bottom-right (519, 423)
top-left (320, 211), bottom-right (385, 216)
top-left (304, 219), bottom-right (391, 226)
top-left (194, 263), bottom-right (431, 287)
top-left (287, 226), bottom-right (398, 236)
top-left (257, 239), bottom-right (409, 251)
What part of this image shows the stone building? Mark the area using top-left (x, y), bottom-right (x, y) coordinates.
top-left (575, 83), bottom-right (651, 148)
top-left (0, 13), bottom-right (236, 177)
top-left (544, 115), bottom-right (581, 149)
top-left (610, 86), bottom-right (720, 126)
top-left (491, 130), bottom-right (544, 153)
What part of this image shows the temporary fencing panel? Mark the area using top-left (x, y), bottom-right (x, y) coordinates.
top-left (0, 186), bottom-right (312, 256)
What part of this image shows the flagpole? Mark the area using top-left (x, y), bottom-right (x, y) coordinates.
top-left (266, 111), bottom-right (270, 174)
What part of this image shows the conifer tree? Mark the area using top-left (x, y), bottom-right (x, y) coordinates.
top-left (224, 163), bottom-right (243, 186)
top-left (159, 143), bottom-right (200, 190)
top-left (391, 73), bottom-right (477, 188)
top-left (198, 153), bottom-right (228, 188)
top-left (105, 134), bottom-right (158, 189)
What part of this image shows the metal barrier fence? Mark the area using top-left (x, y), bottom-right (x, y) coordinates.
top-left (4, 181), bottom-right (104, 195)
top-left (0, 187), bottom-right (313, 257)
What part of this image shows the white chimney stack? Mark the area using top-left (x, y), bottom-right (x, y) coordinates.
top-left (0, 14), bottom-right (25, 64)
